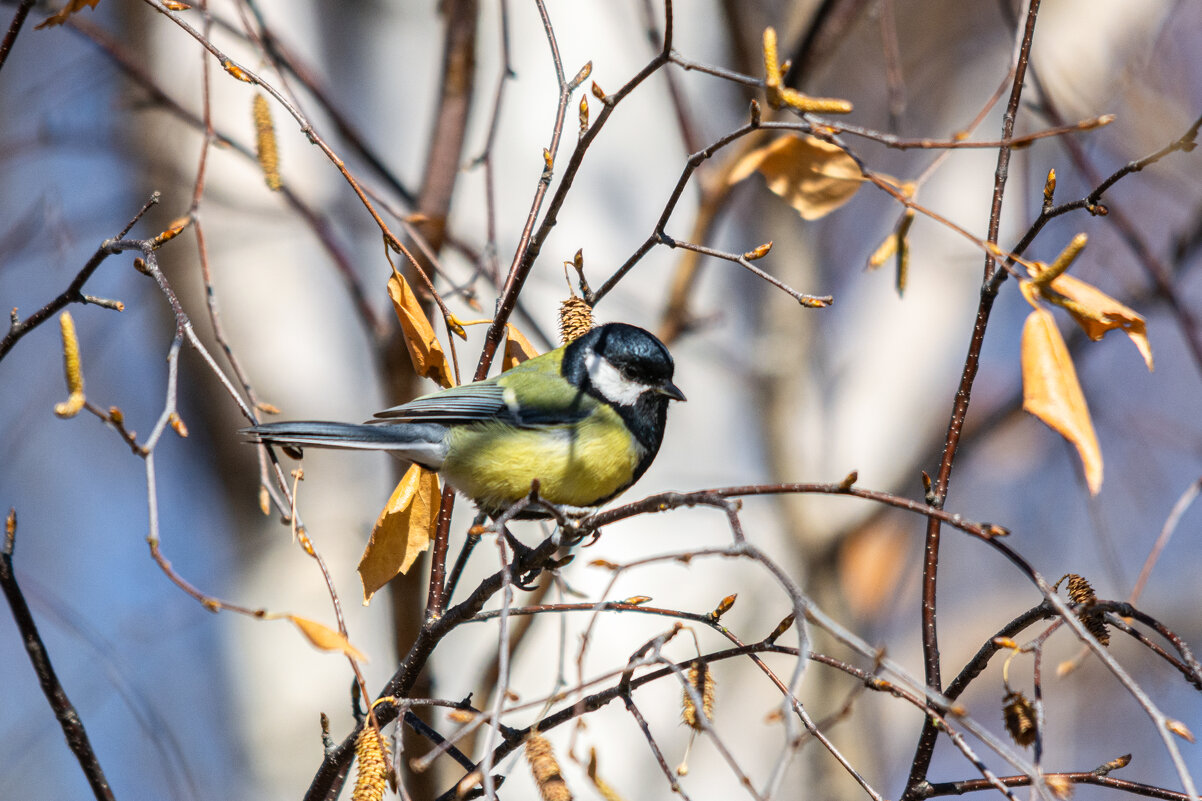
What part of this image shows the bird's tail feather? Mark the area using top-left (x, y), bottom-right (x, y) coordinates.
top-left (244, 421), bottom-right (447, 468)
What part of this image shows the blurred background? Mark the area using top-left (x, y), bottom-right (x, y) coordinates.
top-left (1, 0), bottom-right (1200, 799)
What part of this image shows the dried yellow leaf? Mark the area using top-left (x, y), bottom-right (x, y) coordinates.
top-left (1018, 278), bottom-right (1042, 310)
top-left (387, 271), bottom-right (455, 388)
top-left (1021, 308), bottom-right (1102, 494)
top-left (503, 324), bottom-right (539, 370)
top-left (1019, 235), bottom-right (1151, 370)
top-left (35, 0), bottom-right (100, 29)
top-left (358, 464), bottom-right (441, 603)
top-left (729, 135), bottom-right (863, 220)
top-left (287, 615), bottom-right (368, 661)
top-left (1046, 274), bottom-right (1153, 371)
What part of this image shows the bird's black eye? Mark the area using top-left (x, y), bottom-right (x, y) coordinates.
top-left (613, 359), bottom-right (650, 385)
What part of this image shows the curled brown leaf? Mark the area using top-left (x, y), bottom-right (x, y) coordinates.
top-left (287, 615), bottom-right (368, 661)
top-left (387, 271), bottom-right (455, 388)
top-left (1021, 308), bottom-right (1102, 494)
top-left (729, 135), bottom-right (863, 220)
top-left (358, 464), bottom-right (441, 603)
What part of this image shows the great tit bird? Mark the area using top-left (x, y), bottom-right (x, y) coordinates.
top-left (245, 322), bottom-right (685, 517)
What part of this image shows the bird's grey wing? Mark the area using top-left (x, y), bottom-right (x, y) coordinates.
top-left (370, 381), bottom-right (512, 425)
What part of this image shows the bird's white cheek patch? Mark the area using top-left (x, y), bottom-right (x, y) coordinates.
top-left (585, 350), bottom-right (651, 406)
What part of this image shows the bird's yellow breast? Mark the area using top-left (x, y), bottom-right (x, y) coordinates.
top-left (439, 406), bottom-right (644, 512)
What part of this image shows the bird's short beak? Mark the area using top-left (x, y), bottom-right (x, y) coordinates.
top-left (658, 380), bottom-right (686, 402)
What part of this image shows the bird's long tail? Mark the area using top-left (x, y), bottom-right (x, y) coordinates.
top-left (243, 421), bottom-right (447, 468)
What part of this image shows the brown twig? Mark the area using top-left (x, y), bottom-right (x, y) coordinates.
top-left (581, 481), bottom-right (1010, 541)
top-left (665, 237), bottom-right (833, 307)
top-left (879, 0), bottom-right (905, 131)
top-left (23, 5), bottom-right (1196, 800)
top-left (639, 0), bottom-right (703, 157)
top-left (1003, 4), bottom-right (1202, 376)
top-left (617, 627), bottom-right (693, 797)
top-left (414, 0), bottom-right (480, 626)
top-left (594, 119), bottom-right (765, 303)
top-left (305, 517), bottom-right (569, 800)
top-left (137, 0), bottom-right (444, 328)
top-left (1130, 476), bottom-right (1202, 605)
top-left (234, 0), bottom-right (417, 206)
top-left (468, 0), bottom-right (576, 380)
top-left (472, 0), bottom-right (513, 285)
top-left (906, 2), bottom-right (1043, 795)
top-left (474, 593), bottom-right (854, 777)
top-left (0, 511), bottom-right (116, 801)
top-left (185, 5), bottom-right (271, 425)
top-left (0, 0), bottom-right (34, 74)
top-left (472, 0), bottom-right (676, 379)
top-left (0, 198), bottom-right (158, 362)
top-left (987, 111), bottom-right (1202, 295)
top-left (66, 17), bottom-right (384, 341)
top-left (479, 531), bottom-right (523, 800)
top-left (922, 772), bottom-right (1193, 801)
top-left (1093, 602), bottom-right (1202, 689)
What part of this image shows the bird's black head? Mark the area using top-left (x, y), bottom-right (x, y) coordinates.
top-left (563, 323), bottom-right (685, 456)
